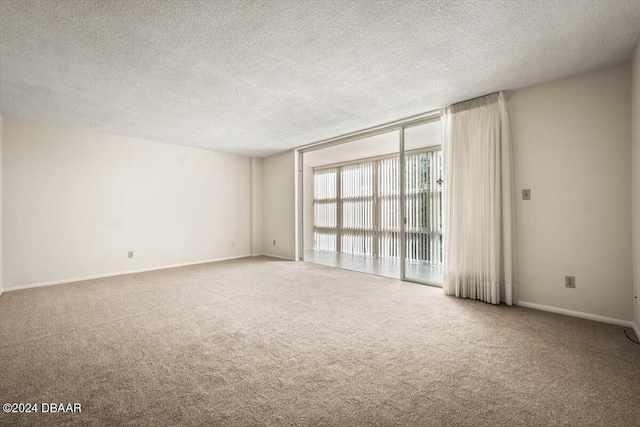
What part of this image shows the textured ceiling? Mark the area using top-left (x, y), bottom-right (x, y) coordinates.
top-left (1, 0), bottom-right (640, 157)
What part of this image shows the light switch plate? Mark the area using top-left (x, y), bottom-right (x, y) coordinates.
top-left (522, 189), bottom-right (531, 200)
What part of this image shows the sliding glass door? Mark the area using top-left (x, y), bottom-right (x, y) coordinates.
top-left (301, 117), bottom-right (443, 286)
top-left (401, 120), bottom-right (443, 285)
top-left (312, 154), bottom-right (399, 262)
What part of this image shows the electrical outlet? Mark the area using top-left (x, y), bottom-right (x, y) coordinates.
top-left (273, 240), bottom-right (276, 246)
top-left (635, 291), bottom-right (638, 304)
top-left (565, 276), bottom-right (576, 288)
top-left (522, 189), bottom-right (531, 200)
top-left (128, 251), bottom-right (134, 259)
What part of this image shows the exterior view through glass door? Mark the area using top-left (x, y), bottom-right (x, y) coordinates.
top-left (301, 116), bottom-right (443, 286)
top-left (401, 120), bottom-right (443, 285)
top-left (305, 131), bottom-right (401, 278)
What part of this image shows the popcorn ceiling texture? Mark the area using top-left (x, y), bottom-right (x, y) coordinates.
top-left (1, 0), bottom-right (639, 157)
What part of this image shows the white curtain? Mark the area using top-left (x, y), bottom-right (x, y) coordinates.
top-left (442, 92), bottom-right (516, 305)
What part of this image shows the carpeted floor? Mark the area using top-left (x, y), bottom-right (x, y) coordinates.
top-left (0, 256), bottom-right (639, 426)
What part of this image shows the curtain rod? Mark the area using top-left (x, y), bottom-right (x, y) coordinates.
top-left (451, 91), bottom-right (500, 107)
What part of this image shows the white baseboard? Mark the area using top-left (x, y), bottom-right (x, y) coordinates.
top-left (261, 253), bottom-right (296, 261)
top-left (3, 254), bottom-right (252, 292)
top-left (633, 323), bottom-right (640, 341)
top-left (518, 301), bottom-right (634, 328)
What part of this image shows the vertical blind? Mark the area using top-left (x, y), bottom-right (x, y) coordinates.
top-left (313, 150), bottom-right (443, 265)
top-left (313, 169), bottom-right (338, 251)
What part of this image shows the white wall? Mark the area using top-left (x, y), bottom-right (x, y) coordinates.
top-left (3, 118), bottom-right (252, 290)
top-left (509, 62), bottom-right (633, 322)
top-left (632, 43), bottom-right (640, 329)
top-left (250, 157), bottom-right (264, 255)
top-left (303, 166), bottom-right (314, 250)
top-left (262, 150), bottom-right (297, 260)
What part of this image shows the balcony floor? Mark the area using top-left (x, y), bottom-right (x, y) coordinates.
top-left (303, 249), bottom-right (443, 285)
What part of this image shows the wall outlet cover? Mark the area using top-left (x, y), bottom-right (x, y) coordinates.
top-left (128, 251), bottom-right (134, 259)
top-left (522, 189), bottom-right (531, 200)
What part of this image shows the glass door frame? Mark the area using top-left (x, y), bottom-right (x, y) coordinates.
top-left (399, 126), bottom-right (443, 287)
top-left (296, 111), bottom-right (443, 288)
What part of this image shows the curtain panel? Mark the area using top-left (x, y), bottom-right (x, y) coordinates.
top-left (442, 92), bottom-right (516, 304)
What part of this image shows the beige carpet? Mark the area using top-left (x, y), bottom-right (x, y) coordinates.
top-left (0, 256), bottom-right (639, 426)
